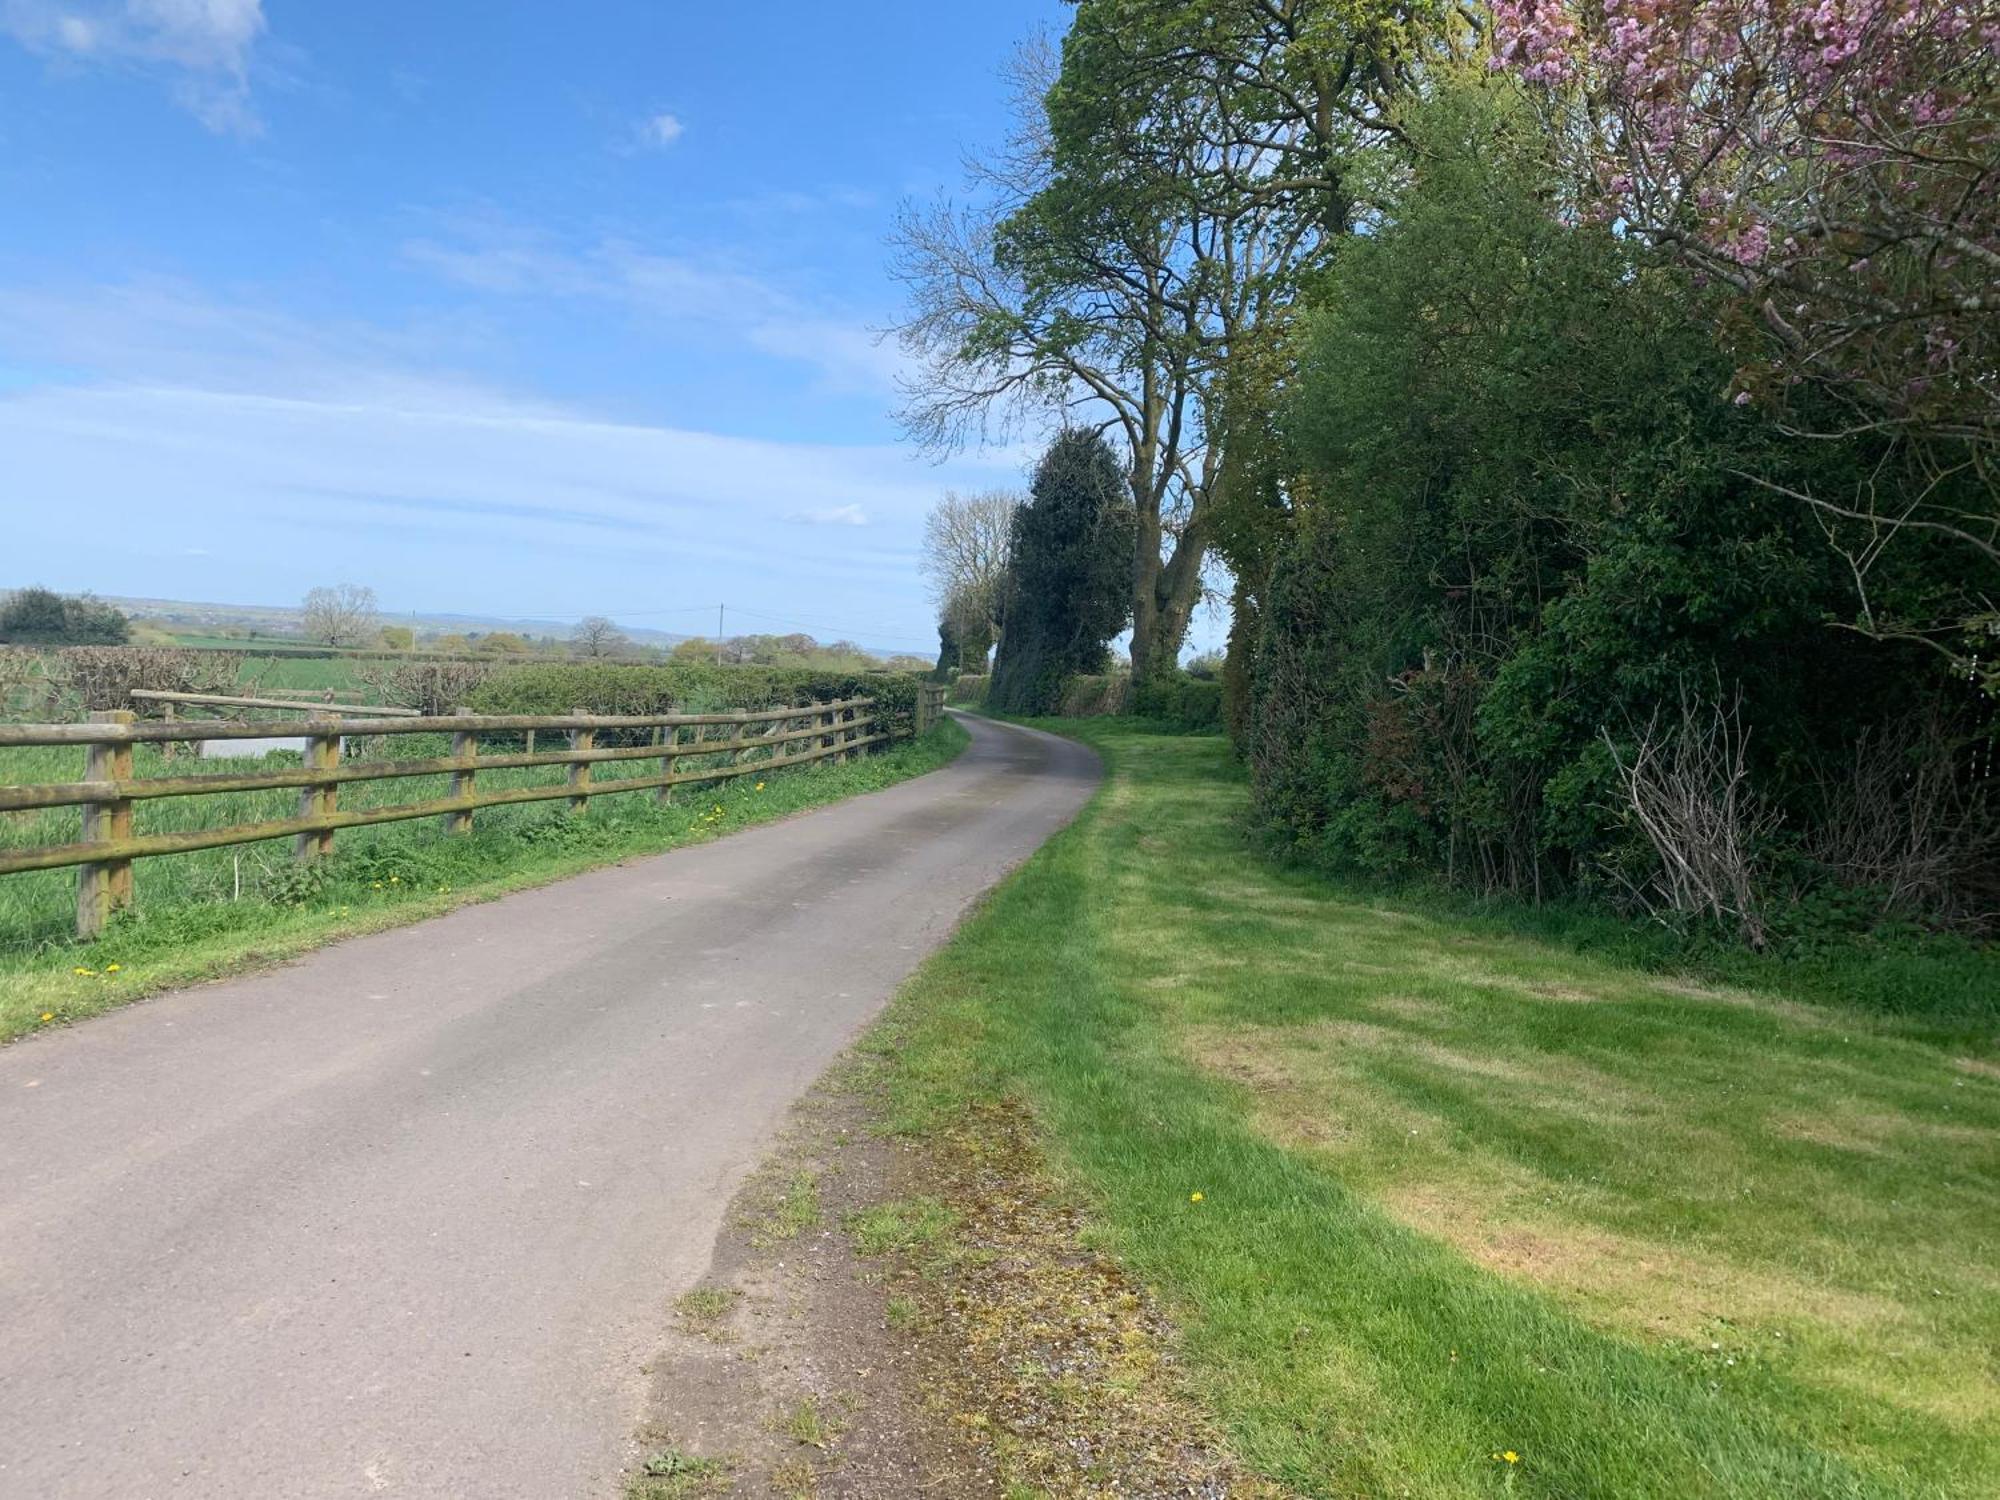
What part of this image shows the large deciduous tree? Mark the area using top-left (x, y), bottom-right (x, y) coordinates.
top-left (988, 430), bottom-right (1137, 714)
top-left (920, 489), bottom-right (1019, 672)
top-left (570, 616), bottom-right (630, 659)
top-left (300, 584), bottom-right (377, 649)
top-left (894, 4), bottom-right (1470, 684)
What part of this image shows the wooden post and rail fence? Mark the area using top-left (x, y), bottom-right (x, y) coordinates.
top-left (0, 692), bottom-right (938, 940)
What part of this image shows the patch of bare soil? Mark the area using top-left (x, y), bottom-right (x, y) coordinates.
top-left (624, 1067), bottom-right (1284, 1499)
top-left (627, 1080), bottom-right (985, 1498)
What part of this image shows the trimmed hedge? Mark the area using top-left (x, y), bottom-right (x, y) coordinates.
top-left (1133, 674), bottom-right (1225, 732)
top-left (468, 663), bottom-right (923, 740)
top-left (946, 674), bottom-right (989, 706)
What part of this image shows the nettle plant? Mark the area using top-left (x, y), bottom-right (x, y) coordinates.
top-left (1492, 0), bottom-right (1998, 447)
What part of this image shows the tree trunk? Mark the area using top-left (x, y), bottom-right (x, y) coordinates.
top-left (1130, 516), bottom-right (1208, 684)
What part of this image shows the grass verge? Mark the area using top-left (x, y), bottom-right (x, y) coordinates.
top-left (2, 718), bottom-right (967, 1042)
top-left (867, 720), bottom-right (1997, 1499)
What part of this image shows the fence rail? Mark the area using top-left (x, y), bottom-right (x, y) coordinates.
top-left (130, 688), bottom-right (422, 718)
top-left (0, 696), bottom-right (889, 938)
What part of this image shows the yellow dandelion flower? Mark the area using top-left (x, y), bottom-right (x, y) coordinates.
top-left (389, 875), bottom-right (400, 884)
top-left (1189, 1191), bottom-right (1204, 1203)
top-left (371, 881), bottom-right (383, 889)
top-left (40, 1012), bottom-right (55, 1023)
top-left (105, 963), bottom-right (121, 973)
top-left (72, 967), bottom-right (94, 976)
top-left (755, 782), bottom-right (766, 791)
top-left (1499, 1452), bottom-right (1520, 1465)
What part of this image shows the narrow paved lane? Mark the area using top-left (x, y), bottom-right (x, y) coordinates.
top-left (0, 714), bottom-right (1097, 1499)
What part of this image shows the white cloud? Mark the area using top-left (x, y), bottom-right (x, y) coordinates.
top-left (0, 0), bottom-right (269, 133)
top-left (403, 222), bottom-right (908, 396)
top-left (634, 111), bottom-right (683, 150)
top-left (785, 504), bottom-right (869, 527)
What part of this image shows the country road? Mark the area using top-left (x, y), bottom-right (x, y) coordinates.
top-left (0, 713), bottom-right (1098, 1499)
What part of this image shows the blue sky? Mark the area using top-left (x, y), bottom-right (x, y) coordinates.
top-left (0, 0), bottom-right (1123, 656)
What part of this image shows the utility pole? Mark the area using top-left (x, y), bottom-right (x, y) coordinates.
top-left (715, 603), bottom-right (724, 666)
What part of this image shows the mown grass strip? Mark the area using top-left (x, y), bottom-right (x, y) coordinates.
top-left (1, 719), bottom-right (967, 1042)
top-left (870, 721), bottom-right (1998, 1499)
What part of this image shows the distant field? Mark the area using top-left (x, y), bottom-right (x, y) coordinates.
top-left (167, 634), bottom-right (325, 653)
top-left (238, 655), bottom-right (368, 696)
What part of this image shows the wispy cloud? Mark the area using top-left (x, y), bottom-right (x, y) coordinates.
top-left (0, 278), bottom-right (1019, 647)
top-left (632, 111), bottom-right (683, 150)
top-left (0, 0), bottom-right (270, 133)
top-left (403, 219), bottom-right (905, 395)
top-left (785, 504), bottom-right (869, 527)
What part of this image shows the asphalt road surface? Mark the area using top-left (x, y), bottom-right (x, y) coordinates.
top-left (0, 713), bottom-right (1098, 1498)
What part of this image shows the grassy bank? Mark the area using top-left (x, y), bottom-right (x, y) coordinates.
top-left (871, 722), bottom-right (1998, 1499)
top-left (1, 719), bottom-right (967, 1042)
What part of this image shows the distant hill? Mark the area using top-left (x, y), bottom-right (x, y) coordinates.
top-left (94, 595), bottom-right (696, 648)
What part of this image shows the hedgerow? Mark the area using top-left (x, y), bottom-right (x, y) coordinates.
top-left (468, 663), bottom-right (922, 739)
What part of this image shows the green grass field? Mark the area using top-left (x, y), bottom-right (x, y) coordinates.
top-left (871, 722), bottom-right (1999, 1499)
top-left (0, 719), bottom-right (968, 1041)
top-left (236, 654), bottom-right (369, 695)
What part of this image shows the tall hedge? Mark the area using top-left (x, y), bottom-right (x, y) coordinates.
top-left (1250, 81), bottom-right (1995, 931)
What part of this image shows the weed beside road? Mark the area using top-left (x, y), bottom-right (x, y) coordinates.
top-left (0, 719), bottom-right (967, 1042)
top-left (868, 721), bottom-right (1999, 1499)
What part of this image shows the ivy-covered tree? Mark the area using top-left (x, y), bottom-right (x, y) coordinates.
top-left (988, 430), bottom-right (1137, 714)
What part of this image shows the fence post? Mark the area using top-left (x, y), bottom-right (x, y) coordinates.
top-left (446, 707), bottom-right (477, 835)
top-left (568, 707), bottom-right (593, 814)
top-left (655, 721), bottom-right (675, 805)
top-left (915, 686), bottom-right (933, 736)
top-left (76, 709), bottom-right (135, 941)
top-left (295, 715), bottom-right (340, 861)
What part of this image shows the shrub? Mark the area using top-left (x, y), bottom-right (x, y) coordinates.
top-left (0, 587), bottom-right (130, 646)
top-left (41, 647), bottom-right (244, 713)
top-left (946, 674), bottom-right (989, 706)
top-left (358, 658), bottom-right (498, 716)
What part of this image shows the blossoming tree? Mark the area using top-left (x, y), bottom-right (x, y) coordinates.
top-left (1493, 0), bottom-right (1998, 655)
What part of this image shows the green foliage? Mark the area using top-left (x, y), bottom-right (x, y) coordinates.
top-left (1250, 78), bottom-right (1995, 930)
top-left (468, 662), bottom-right (922, 739)
top-left (0, 587), bottom-right (130, 646)
top-left (989, 431), bottom-right (1137, 715)
top-left (1131, 672), bottom-right (1223, 732)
